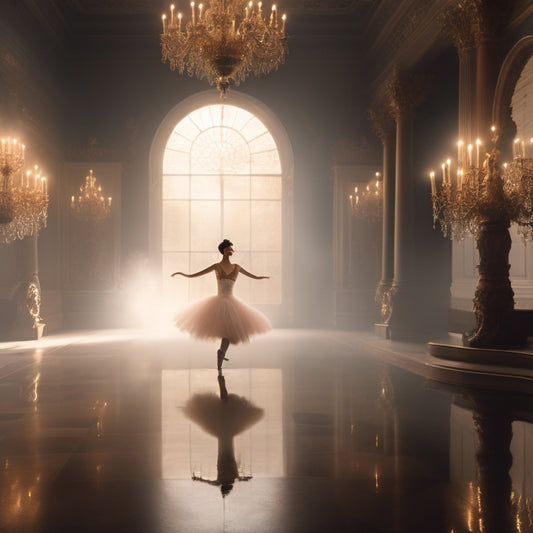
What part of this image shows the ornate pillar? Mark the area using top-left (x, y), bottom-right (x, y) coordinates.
top-left (369, 104), bottom-right (396, 330)
top-left (386, 69), bottom-right (427, 339)
top-left (8, 233), bottom-right (45, 340)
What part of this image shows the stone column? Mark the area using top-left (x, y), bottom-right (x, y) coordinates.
top-left (386, 69), bottom-right (427, 340)
top-left (369, 104), bottom-right (396, 330)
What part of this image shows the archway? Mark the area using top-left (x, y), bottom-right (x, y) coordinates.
top-left (149, 92), bottom-right (294, 324)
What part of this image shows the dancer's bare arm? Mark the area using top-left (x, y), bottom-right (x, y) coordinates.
top-left (238, 266), bottom-right (270, 280)
top-left (171, 264), bottom-right (216, 278)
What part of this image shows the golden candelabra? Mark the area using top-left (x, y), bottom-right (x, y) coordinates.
top-left (0, 137), bottom-right (49, 244)
top-left (430, 129), bottom-right (533, 347)
top-left (160, 1), bottom-right (288, 94)
top-left (430, 134), bottom-right (533, 241)
top-left (70, 169), bottom-right (112, 223)
top-left (349, 172), bottom-right (383, 223)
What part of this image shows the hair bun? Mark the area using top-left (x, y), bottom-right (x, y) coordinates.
top-left (218, 239), bottom-right (233, 254)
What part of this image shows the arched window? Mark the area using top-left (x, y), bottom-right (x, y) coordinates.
top-left (158, 100), bottom-right (289, 319)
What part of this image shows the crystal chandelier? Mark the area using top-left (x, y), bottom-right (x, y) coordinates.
top-left (430, 131), bottom-right (533, 241)
top-left (349, 172), bottom-right (383, 223)
top-left (0, 137), bottom-right (49, 244)
top-left (430, 127), bottom-right (533, 348)
top-left (70, 169), bottom-right (112, 223)
top-left (160, 1), bottom-right (288, 94)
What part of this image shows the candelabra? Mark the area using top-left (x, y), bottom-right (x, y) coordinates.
top-left (0, 138), bottom-right (49, 244)
top-left (160, 1), bottom-right (288, 94)
top-left (70, 169), bottom-right (112, 223)
top-left (349, 172), bottom-right (383, 223)
top-left (431, 129), bottom-right (533, 347)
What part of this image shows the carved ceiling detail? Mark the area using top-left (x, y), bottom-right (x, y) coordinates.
top-left (60, 0), bottom-right (368, 15)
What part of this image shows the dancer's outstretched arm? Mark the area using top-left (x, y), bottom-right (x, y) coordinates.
top-left (238, 266), bottom-right (270, 280)
top-left (171, 264), bottom-right (216, 278)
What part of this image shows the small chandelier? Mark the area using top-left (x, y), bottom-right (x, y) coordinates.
top-left (70, 169), bottom-right (112, 223)
top-left (0, 137), bottom-right (49, 244)
top-left (160, 1), bottom-right (288, 94)
top-left (349, 172), bottom-right (383, 223)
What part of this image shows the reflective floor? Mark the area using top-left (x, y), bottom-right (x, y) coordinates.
top-left (0, 329), bottom-right (532, 532)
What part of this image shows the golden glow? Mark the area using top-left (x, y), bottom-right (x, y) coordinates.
top-left (160, 1), bottom-right (288, 94)
top-left (0, 137), bottom-right (48, 243)
top-left (70, 169), bottom-right (112, 223)
top-left (349, 171), bottom-right (382, 222)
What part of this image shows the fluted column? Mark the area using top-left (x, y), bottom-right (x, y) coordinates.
top-left (386, 69), bottom-right (427, 339)
top-left (369, 104), bottom-right (396, 326)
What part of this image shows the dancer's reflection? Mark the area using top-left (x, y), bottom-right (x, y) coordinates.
top-left (183, 374), bottom-right (264, 496)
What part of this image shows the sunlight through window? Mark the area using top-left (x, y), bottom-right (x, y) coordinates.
top-left (162, 104), bottom-right (282, 309)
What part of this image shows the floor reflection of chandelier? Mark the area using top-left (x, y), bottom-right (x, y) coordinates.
top-left (349, 172), bottom-right (383, 223)
top-left (70, 169), bottom-right (112, 223)
top-left (0, 138), bottom-right (49, 244)
top-left (160, 1), bottom-right (288, 94)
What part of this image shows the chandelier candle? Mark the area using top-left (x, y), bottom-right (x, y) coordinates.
top-left (160, 0), bottom-right (288, 94)
top-left (0, 137), bottom-right (49, 243)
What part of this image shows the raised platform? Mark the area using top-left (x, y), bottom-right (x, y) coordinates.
top-left (428, 342), bottom-right (533, 370)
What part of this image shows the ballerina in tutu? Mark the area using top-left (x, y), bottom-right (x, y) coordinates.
top-left (171, 239), bottom-right (271, 370)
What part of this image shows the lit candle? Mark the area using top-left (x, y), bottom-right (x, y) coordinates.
top-left (108, 197), bottom-right (112, 207)
top-left (476, 139), bottom-right (481, 167)
top-left (170, 4), bottom-right (174, 24)
top-left (162, 14), bottom-right (166, 32)
top-left (41, 177), bottom-right (46, 195)
top-left (270, 4), bottom-right (275, 25)
top-left (349, 194), bottom-right (353, 208)
top-left (281, 13), bottom-right (286, 32)
top-left (457, 140), bottom-right (463, 166)
top-left (258, 1), bottom-right (262, 14)
top-left (356, 195), bottom-right (359, 205)
top-left (232, 19), bottom-right (235, 32)
top-left (191, 2), bottom-right (195, 24)
top-left (430, 171), bottom-right (435, 196)
top-left (467, 144), bottom-right (472, 167)
top-left (514, 138), bottom-right (520, 159)
top-left (441, 163), bottom-right (446, 183)
top-left (272, 4), bottom-right (277, 25)
top-left (248, 1), bottom-right (253, 18)
top-left (71, 195), bottom-right (75, 205)
top-left (178, 12), bottom-right (182, 32)
top-left (198, 3), bottom-right (203, 20)
top-left (446, 158), bottom-right (451, 184)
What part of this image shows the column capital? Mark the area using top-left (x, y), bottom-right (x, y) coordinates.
top-left (368, 103), bottom-right (396, 145)
top-left (442, 0), bottom-right (515, 55)
top-left (386, 68), bottom-right (429, 119)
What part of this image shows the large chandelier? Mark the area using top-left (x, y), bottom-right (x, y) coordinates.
top-left (0, 137), bottom-right (49, 244)
top-left (349, 172), bottom-right (383, 223)
top-left (430, 127), bottom-right (533, 348)
top-left (160, 1), bottom-right (288, 94)
top-left (70, 169), bottom-right (112, 223)
top-left (430, 131), bottom-right (533, 241)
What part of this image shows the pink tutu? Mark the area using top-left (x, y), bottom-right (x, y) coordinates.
top-left (175, 274), bottom-right (271, 344)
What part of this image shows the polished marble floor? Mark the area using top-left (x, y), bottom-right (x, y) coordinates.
top-left (0, 328), bottom-right (532, 532)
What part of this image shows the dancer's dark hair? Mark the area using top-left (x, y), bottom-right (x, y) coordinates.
top-left (218, 239), bottom-right (233, 254)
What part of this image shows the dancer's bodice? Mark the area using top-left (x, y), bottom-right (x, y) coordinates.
top-left (215, 264), bottom-right (239, 297)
